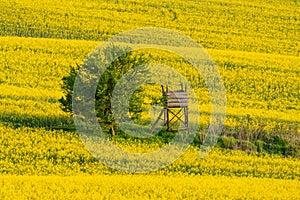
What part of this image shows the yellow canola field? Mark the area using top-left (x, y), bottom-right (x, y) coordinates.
top-left (0, 36), bottom-right (299, 131)
top-left (0, 0), bottom-right (298, 56)
top-left (1, 175), bottom-right (299, 200)
top-left (0, 0), bottom-right (299, 198)
top-left (1, 124), bottom-right (300, 179)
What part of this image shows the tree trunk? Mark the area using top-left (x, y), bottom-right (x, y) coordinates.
top-left (110, 126), bottom-right (115, 136)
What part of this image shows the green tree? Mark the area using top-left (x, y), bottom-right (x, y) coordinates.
top-left (59, 45), bottom-right (149, 136)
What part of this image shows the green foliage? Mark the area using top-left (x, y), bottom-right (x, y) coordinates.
top-left (213, 132), bottom-right (299, 157)
top-left (59, 64), bottom-right (79, 113)
top-left (59, 45), bottom-right (149, 135)
top-left (263, 135), bottom-right (298, 157)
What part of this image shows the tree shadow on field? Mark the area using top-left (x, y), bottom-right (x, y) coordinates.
top-left (0, 94), bottom-right (75, 132)
top-left (0, 112), bottom-right (75, 131)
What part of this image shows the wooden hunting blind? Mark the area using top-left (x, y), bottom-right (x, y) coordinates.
top-left (151, 84), bottom-right (190, 134)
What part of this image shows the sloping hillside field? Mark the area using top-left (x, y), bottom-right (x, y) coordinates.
top-left (0, 0), bottom-right (299, 199)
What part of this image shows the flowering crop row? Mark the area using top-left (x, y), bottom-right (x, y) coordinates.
top-left (0, 124), bottom-right (299, 179)
top-left (0, 0), bottom-right (298, 56)
top-left (1, 174), bottom-right (300, 199)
